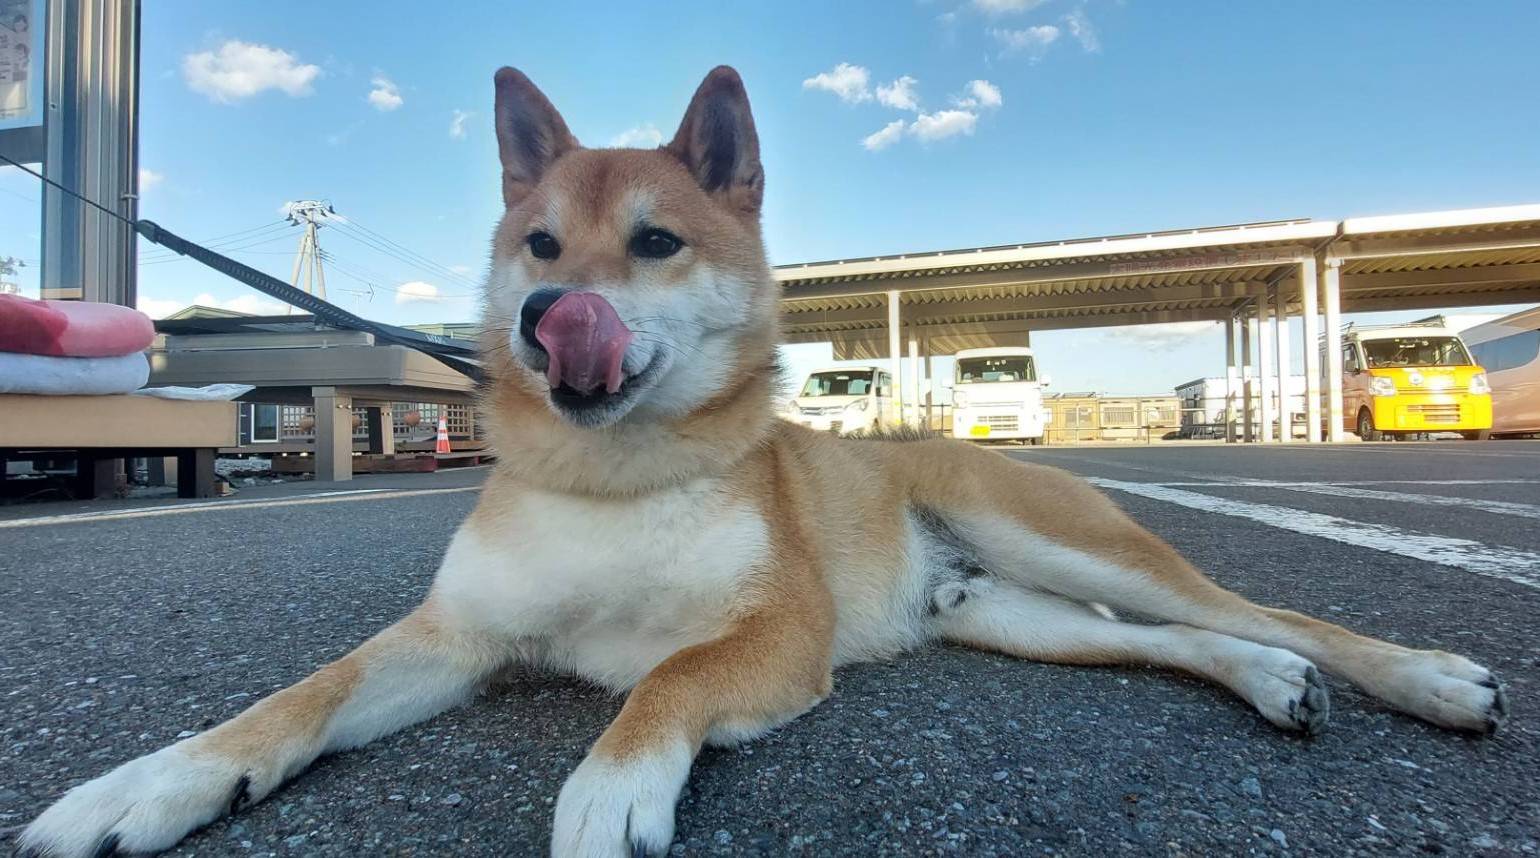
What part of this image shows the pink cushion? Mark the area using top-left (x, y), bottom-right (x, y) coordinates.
top-left (0, 293), bottom-right (156, 357)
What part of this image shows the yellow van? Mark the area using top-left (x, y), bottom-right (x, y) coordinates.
top-left (1339, 318), bottom-right (1492, 441)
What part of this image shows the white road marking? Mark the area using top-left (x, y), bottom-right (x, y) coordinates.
top-left (1155, 482), bottom-right (1540, 520)
top-left (1087, 477), bottom-right (1540, 591)
top-left (1154, 479), bottom-right (1540, 486)
top-left (0, 487), bottom-right (480, 529)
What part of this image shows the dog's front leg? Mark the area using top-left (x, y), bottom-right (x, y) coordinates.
top-left (19, 600), bottom-right (505, 858)
top-left (551, 603), bottom-right (834, 857)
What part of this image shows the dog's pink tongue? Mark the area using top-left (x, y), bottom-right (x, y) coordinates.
top-left (533, 292), bottom-right (634, 394)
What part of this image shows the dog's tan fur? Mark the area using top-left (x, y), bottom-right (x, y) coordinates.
top-left (21, 66), bottom-right (1508, 858)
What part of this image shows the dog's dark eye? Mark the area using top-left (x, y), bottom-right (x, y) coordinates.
top-left (528, 232), bottom-right (561, 260)
top-left (630, 228), bottom-right (683, 259)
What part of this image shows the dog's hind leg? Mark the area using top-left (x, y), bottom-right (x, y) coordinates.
top-left (931, 456), bottom-right (1509, 733)
top-left (899, 442), bottom-right (1507, 733)
top-left (19, 601), bottom-right (505, 858)
top-left (938, 580), bottom-right (1330, 733)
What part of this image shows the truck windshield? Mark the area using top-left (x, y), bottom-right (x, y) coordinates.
top-left (956, 356), bottom-right (1036, 384)
top-left (1361, 337), bottom-right (1473, 368)
top-left (801, 371), bottom-right (874, 397)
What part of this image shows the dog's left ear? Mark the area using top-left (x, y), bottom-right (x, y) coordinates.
top-left (666, 66), bottom-right (763, 217)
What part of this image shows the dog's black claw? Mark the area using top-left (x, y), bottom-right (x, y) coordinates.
top-left (1479, 675), bottom-right (1500, 689)
top-left (90, 833), bottom-right (121, 858)
top-left (229, 774), bottom-right (252, 814)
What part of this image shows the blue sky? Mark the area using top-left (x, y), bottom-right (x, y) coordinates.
top-left (2, 0), bottom-right (1537, 394)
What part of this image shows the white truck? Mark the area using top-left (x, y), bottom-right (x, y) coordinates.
top-left (948, 347), bottom-right (1049, 444)
top-left (783, 365), bottom-right (897, 435)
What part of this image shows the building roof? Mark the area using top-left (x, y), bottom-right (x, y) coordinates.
top-left (776, 204), bottom-right (1540, 359)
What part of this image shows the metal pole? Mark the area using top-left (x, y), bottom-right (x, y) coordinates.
top-left (1274, 285), bottom-right (1292, 443)
top-left (1299, 258), bottom-right (1321, 442)
top-left (1321, 258), bottom-right (1346, 442)
top-left (886, 290), bottom-right (902, 427)
top-left (1258, 295), bottom-right (1275, 442)
top-left (1224, 313), bottom-right (1237, 443)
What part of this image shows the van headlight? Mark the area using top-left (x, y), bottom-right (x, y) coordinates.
top-left (1370, 377), bottom-right (1397, 397)
top-left (952, 391), bottom-right (968, 408)
top-left (786, 402), bottom-right (802, 415)
top-left (846, 399), bottom-right (869, 412)
top-left (1469, 373), bottom-right (1491, 395)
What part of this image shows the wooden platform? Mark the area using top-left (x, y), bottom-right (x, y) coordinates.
top-left (0, 394), bottom-right (238, 499)
top-left (269, 450), bottom-right (489, 475)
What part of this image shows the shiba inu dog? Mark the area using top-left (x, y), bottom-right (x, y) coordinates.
top-left (21, 66), bottom-right (1509, 858)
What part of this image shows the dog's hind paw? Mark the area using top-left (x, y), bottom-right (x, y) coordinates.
top-left (551, 738), bottom-right (693, 857)
top-left (1387, 651), bottom-right (1509, 734)
top-left (1243, 650), bottom-right (1331, 735)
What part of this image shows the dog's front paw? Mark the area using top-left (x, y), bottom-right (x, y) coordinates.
top-left (551, 739), bottom-right (694, 858)
top-left (19, 743), bottom-right (258, 858)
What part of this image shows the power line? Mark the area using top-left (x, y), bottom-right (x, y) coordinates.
top-left (328, 219), bottom-right (481, 289)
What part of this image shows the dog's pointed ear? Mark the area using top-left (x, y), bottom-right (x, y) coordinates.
top-left (665, 66), bottom-right (764, 217)
top-left (494, 67), bottom-right (579, 209)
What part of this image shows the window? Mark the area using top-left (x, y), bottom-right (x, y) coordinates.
top-left (249, 403), bottom-right (279, 443)
top-left (877, 372), bottom-right (892, 398)
top-left (1469, 330), bottom-right (1540, 373)
top-left (1100, 406), bottom-right (1137, 425)
top-left (801, 370), bottom-right (874, 397)
top-left (956, 355), bottom-right (1036, 384)
top-left (1343, 344), bottom-right (1359, 373)
top-left (1360, 336), bottom-right (1472, 369)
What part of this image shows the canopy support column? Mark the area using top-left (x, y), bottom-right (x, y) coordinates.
top-left (1299, 258), bottom-right (1322, 442)
top-left (887, 290), bottom-right (902, 428)
top-left (1224, 313), bottom-right (1238, 442)
top-left (1241, 307), bottom-right (1255, 442)
top-left (1274, 285), bottom-right (1293, 442)
top-left (1321, 258), bottom-right (1346, 442)
top-left (1258, 294), bottom-right (1276, 442)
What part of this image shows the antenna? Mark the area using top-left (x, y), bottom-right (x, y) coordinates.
top-left (283, 200), bottom-right (335, 313)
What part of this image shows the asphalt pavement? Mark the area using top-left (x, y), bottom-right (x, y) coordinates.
top-left (2, 442), bottom-right (1538, 856)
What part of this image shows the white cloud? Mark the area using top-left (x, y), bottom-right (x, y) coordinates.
top-left (1105, 321), bottom-right (1220, 352)
top-left (181, 40), bottom-right (320, 103)
top-left (972, 0), bottom-right (1047, 14)
top-left (138, 168), bottom-right (164, 193)
top-left (610, 123), bottom-right (664, 148)
top-left (875, 76), bottom-right (920, 112)
top-left (449, 109), bottom-right (473, 140)
top-left (395, 280), bottom-right (442, 304)
top-left (1063, 8), bottom-right (1101, 52)
top-left (803, 62), bottom-right (872, 104)
top-left (953, 79), bottom-right (1003, 110)
top-left (910, 109), bottom-right (978, 142)
top-left (990, 25), bottom-right (1060, 59)
top-left (448, 264), bottom-right (475, 276)
top-left (367, 75), bottom-right (403, 111)
top-left (862, 119), bottom-right (908, 151)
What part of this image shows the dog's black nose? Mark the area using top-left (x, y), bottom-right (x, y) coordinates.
top-left (519, 288), bottom-right (565, 351)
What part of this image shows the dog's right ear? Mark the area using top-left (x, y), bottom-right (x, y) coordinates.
top-left (493, 67), bottom-right (579, 209)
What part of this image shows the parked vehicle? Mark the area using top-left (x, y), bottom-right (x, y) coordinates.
top-left (1336, 317), bottom-right (1492, 441)
top-left (1464, 306), bottom-right (1540, 437)
top-left (948, 347), bottom-right (1049, 443)
top-left (784, 366), bottom-right (896, 435)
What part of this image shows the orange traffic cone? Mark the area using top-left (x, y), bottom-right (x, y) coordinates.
top-left (435, 416), bottom-right (451, 454)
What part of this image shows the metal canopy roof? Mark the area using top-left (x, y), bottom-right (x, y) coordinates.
top-left (776, 205), bottom-right (1540, 357)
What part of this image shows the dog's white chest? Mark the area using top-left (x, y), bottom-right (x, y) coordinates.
top-left (434, 479), bottom-right (769, 689)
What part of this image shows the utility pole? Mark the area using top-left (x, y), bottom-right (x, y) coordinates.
top-left (284, 201), bottom-right (334, 312)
